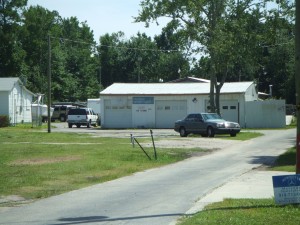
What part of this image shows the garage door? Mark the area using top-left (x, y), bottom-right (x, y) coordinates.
top-left (155, 100), bottom-right (187, 128)
top-left (220, 100), bottom-right (239, 123)
top-left (103, 99), bottom-right (132, 128)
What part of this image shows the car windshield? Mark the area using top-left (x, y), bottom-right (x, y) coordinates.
top-left (202, 113), bottom-right (222, 120)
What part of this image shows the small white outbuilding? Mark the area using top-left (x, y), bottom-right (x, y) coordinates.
top-left (100, 81), bottom-right (284, 129)
top-left (0, 77), bottom-right (35, 125)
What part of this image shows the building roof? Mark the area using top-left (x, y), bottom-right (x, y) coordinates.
top-left (0, 77), bottom-right (20, 91)
top-left (0, 77), bottom-right (35, 95)
top-left (168, 76), bottom-right (210, 83)
top-left (100, 82), bottom-right (254, 95)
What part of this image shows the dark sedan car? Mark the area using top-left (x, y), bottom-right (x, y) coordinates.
top-left (174, 113), bottom-right (240, 137)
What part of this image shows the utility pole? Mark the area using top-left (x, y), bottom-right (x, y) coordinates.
top-left (296, 0), bottom-right (300, 174)
top-left (47, 35), bottom-right (52, 133)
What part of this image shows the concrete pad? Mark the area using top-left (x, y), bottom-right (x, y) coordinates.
top-left (187, 170), bottom-right (294, 214)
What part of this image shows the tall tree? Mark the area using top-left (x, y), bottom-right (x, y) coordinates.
top-left (0, 0), bottom-right (27, 77)
top-left (61, 17), bottom-right (99, 101)
top-left (136, 0), bottom-right (272, 113)
top-left (22, 5), bottom-right (62, 96)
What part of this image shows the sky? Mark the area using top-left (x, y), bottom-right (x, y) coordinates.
top-left (27, 0), bottom-right (167, 41)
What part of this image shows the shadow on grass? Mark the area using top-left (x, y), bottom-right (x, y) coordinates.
top-left (249, 147), bottom-right (296, 168)
top-left (273, 150), bottom-right (296, 167)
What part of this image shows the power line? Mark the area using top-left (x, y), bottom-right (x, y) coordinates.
top-left (50, 36), bottom-right (179, 53)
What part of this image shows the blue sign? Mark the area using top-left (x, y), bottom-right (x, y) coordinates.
top-left (133, 97), bottom-right (154, 104)
top-left (272, 174), bottom-right (300, 205)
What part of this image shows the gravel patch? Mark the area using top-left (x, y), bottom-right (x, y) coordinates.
top-left (144, 137), bottom-right (240, 150)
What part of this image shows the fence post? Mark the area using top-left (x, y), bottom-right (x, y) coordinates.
top-left (130, 133), bottom-right (135, 148)
top-left (150, 130), bottom-right (157, 160)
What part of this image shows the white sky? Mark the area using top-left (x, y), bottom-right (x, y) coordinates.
top-left (27, 0), bottom-right (167, 42)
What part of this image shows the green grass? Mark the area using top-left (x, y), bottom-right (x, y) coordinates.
top-left (0, 125), bottom-right (205, 200)
top-left (217, 130), bottom-right (263, 140)
top-left (179, 199), bottom-right (300, 225)
top-left (270, 146), bottom-right (296, 172)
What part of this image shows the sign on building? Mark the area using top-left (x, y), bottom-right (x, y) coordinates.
top-left (272, 174), bottom-right (300, 205)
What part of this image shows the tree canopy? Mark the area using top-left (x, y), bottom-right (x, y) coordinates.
top-left (0, 0), bottom-right (296, 105)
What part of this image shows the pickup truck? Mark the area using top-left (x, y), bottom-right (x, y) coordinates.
top-left (67, 108), bottom-right (98, 128)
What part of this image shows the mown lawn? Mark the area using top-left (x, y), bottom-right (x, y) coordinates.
top-left (0, 125), bottom-right (207, 200)
top-left (179, 198), bottom-right (299, 225)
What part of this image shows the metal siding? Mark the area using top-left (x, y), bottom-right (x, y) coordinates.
top-left (245, 100), bottom-right (286, 128)
top-left (132, 103), bottom-right (155, 128)
top-left (220, 100), bottom-right (239, 123)
top-left (103, 98), bottom-right (132, 128)
top-left (155, 100), bottom-right (187, 128)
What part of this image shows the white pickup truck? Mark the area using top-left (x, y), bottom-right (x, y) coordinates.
top-left (67, 108), bottom-right (98, 128)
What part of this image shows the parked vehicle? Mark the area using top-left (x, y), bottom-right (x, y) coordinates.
top-left (174, 113), bottom-right (240, 137)
top-left (67, 108), bottom-right (98, 128)
top-left (51, 105), bottom-right (75, 122)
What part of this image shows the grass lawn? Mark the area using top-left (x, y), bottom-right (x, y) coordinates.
top-left (179, 198), bottom-right (300, 225)
top-left (0, 125), bottom-right (208, 201)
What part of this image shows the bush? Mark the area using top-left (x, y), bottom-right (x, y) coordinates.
top-left (0, 115), bottom-right (10, 127)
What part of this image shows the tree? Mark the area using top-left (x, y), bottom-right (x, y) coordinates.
top-left (61, 17), bottom-right (99, 101)
top-left (136, 0), bottom-right (275, 113)
top-left (21, 5), bottom-right (63, 96)
top-left (0, 0), bottom-right (27, 77)
top-left (256, 1), bottom-right (295, 103)
top-left (98, 31), bottom-right (190, 86)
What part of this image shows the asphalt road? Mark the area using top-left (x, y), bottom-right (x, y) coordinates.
top-left (0, 128), bottom-right (296, 225)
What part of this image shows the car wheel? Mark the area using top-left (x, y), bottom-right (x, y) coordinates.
top-left (207, 127), bottom-right (215, 137)
top-left (68, 123), bottom-right (72, 128)
top-left (230, 133), bottom-right (236, 137)
top-left (179, 127), bottom-right (187, 137)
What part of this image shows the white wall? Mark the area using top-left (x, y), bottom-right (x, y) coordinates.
top-left (244, 100), bottom-right (286, 128)
top-left (244, 83), bottom-right (258, 101)
top-left (8, 83), bottom-right (33, 124)
top-left (87, 98), bottom-right (101, 115)
top-left (101, 94), bottom-right (246, 128)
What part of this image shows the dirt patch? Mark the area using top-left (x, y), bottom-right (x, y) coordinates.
top-left (10, 156), bottom-right (82, 166)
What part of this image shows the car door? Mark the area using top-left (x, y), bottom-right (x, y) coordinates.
top-left (184, 114), bottom-right (195, 132)
top-left (196, 114), bottom-right (207, 133)
top-left (191, 114), bottom-right (205, 133)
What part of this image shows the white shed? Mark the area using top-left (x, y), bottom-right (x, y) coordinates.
top-left (100, 82), bottom-right (259, 129)
top-left (0, 77), bottom-right (35, 125)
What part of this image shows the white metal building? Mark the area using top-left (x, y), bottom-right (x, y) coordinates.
top-left (100, 82), bottom-right (262, 129)
top-left (0, 77), bottom-right (35, 125)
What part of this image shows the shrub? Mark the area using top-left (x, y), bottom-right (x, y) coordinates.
top-left (0, 115), bottom-right (10, 127)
